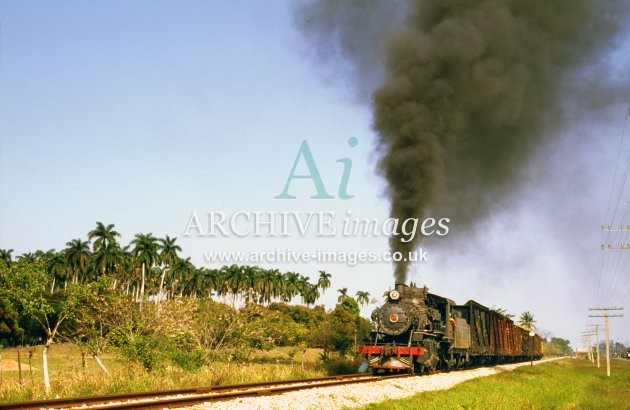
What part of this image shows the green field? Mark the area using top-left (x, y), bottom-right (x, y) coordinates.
top-left (362, 358), bottom-right (630, 409)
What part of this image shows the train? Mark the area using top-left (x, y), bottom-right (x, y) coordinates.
top-left (359, 283), bottom-right (544, 373)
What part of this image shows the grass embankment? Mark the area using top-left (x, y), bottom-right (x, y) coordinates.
top-left (0, 344), bottom-right (331, 403)
top-left (363, 358), bottom-right (630, 409)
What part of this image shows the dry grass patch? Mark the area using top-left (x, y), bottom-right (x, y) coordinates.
top-left (0, 344), bottom-right (327, 403)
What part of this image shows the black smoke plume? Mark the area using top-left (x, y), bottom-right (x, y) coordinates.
top-left (296, 0), bottom-right (629, 283)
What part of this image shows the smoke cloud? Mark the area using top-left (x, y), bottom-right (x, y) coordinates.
top-left (296, 0), bottom-right (630, 283)
top-left (295, 0), bottom-right (406, 102)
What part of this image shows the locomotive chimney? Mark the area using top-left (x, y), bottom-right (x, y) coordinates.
top-left (395, 283), bottom-right (405, 294)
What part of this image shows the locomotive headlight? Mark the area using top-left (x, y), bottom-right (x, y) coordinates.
top-left (389, 290), bottom-right (400, 300)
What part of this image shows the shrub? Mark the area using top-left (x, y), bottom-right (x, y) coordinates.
top-left (118, 334), bottom-right (166, 371)
top-left (169, 347), bottom-right (206, 372)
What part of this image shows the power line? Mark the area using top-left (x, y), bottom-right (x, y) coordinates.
top-left (595, 103), bottom-right (630, 308)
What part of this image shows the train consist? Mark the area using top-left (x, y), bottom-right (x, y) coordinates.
top-left (359, 283), bottom-right (543, 373)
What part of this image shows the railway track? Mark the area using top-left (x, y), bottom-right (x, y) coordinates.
top-left (0, 372), bottom-right (413, 410)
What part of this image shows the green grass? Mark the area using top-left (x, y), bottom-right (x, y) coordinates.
top-left (361, 359), bottom-right (630, 410)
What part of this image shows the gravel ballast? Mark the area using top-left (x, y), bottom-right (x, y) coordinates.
top-left (189, 357), bottom-right (565, 409)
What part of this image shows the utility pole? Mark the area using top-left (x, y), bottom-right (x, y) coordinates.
top-left (595, 324), bottom-right (600, 368)
top-left (586, 324), bottom-right (600, 368)
top-left (581, 331), bottom-right (595, 363)
top-left (588, 307), bottom-right (624, 376)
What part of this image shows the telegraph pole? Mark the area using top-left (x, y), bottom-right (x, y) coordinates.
top-left (586, 324), bottom-right (600, 368)
top-left (581, 331), bottom-right (595, 363)
top-left (588, 307), bottom-right (624, 376)
top-left (595, 324), bottom-right (600, 368)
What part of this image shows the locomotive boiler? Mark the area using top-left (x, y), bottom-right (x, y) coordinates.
top-left (359, 283), bottom-right (543, 374)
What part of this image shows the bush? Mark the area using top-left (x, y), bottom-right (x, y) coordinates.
top-left (169, 347), bottom-right (206, 372)
top-left (119, 334), bottom-right (165, 371)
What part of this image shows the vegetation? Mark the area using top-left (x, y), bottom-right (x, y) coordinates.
top-left (0, 222), bottom-right (373, 400)
top-left (362, 359), bottom-right (630, 409)
top-left (0, 343), bottom-right (328, 403)
top-left (0, 221), bottom-right (580, 404)
top-left (490, 306), bottom-right (514, 319)
top-left (518, 311), bottom-right (537, 330)
top-left (0, 222), bottom-right (342, 308)
top-left (545, 337), bottom-right (574, 357)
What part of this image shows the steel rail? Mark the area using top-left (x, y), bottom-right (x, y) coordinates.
top-left (0, 372), bottom-right (412, 410)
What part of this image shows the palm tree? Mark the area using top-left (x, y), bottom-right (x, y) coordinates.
top-left (172, 257), bottom-right (196, 297)
top-left (243, 266), bottom-right (260, 305)
top-left (491, 306), bottom-right (515, 319)
top-left (90, 242), bottom-right (123, 281)
top-left (195, 267), bottom-right (218, 298)
top-left (297, 275), bottom-right (312, 305)
top-left (200, 267), bottom-right (224, 300)
top-left (519, 311), bottom-right (536, 330)
top-left (34, 249), bottom-right (55, 260)
top-left (282, 271), bottom-right (300, 302)
top-left (225, 265), bottom-right (248, 305)
top-left (303, 284), bottom-right (320, 307)
top-left (17, 252), bottom-right (36, 263)
top-left (158, 236), bottom-right (182, 301)
top-left (337, 287), bottom-right (349, 303)
top-left (88, 222), bottom-right (121, 278)
top-left (46, 251), bottom-right (67, 293)
top-left (257, 268), bottom-right (280, 304)
top-left (113, 245), bottom-right (134, 292)
top-left (271, 269), bottom-right (284, 301)
top-left (0, 248), bottom-right (13, 268)
top-left (382, 290), bottom-right (390, 301)
top-left (317, 270), bottom-right (331, 304)
top-left (88, 222), bottom-right (120, 252)
top-left (355, 290), bottom-right (370, 307)
top-left (131, 233), bottom-right (160, 301)
top-left (65, 239), bottom-right (90, 283)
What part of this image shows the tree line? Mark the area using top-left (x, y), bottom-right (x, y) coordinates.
top-left (0, 221), bottom-right (374, 392)
top-left (0, 222), bottom-right (374, 307)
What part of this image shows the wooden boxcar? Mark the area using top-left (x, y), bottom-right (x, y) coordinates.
top-left (452, 300), bottom-right (543, 363)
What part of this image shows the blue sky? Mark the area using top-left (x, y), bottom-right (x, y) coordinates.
top-left (1, 1), bottom-right (630, 349)
top-left (0, 0), bottom-right (380, 241)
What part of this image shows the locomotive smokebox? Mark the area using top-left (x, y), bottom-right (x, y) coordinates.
top-left (395, 283), bottom-right (405, 294)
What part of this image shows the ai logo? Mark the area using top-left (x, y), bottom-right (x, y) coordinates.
top-left (275, 138), bottom-right (358, 200)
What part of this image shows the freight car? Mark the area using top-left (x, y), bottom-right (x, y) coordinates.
top-left (359, 283), bottom-right (543, 374)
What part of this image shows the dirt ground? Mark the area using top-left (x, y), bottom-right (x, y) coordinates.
top-left (0, 359), bottom-right (37, 372)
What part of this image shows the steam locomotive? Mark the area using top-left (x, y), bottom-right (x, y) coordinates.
top-left (359, 283), bottom-right (543, 373)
